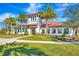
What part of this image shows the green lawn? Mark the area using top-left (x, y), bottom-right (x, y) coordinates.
top-left (0, 35), bottom-right (27, 38)
top-left (19, 35), bottom-right (61, 41)
top-left (0, 42), bottom-right (79, 56)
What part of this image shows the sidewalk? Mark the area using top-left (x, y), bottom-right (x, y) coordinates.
top-left (0, 38), bottom-right (79, 45)
top-left (16, 40), bottom-right (79, 44)
top-left (0, 38), bottom-right (17, 45)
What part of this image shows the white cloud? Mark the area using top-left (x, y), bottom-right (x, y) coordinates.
top-left (56, 8), bottom-right (66, 12)
top-left (55, 17), bottom-right (67, 22)
top-left (24, 3), bottom-right (42, 14)
top-left (56, 3), bottom-right (69, 12)
top-left (0, 13), bottom-right (16, 22)
top-left (56, 3), bottom-right (75, 12)
top-left (62, 3), bottom-right (69, 7)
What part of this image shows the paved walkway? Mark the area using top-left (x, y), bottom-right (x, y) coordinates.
top-left (16, 40), bottom-right (79, 44)
top-left (1, 37), bottom-right (79, 45)
top-left (0, 35), bottom-right (30, 45)
top-left (0, 38), bottom-right (17, 45)
top-left (0, 35), bottom-right (79, 45)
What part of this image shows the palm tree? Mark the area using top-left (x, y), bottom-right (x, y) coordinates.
top-left (4, 17), bottom-right (16, 34)
top-left (17, 14), bottom-right (27, 34)
top-left (64, 4), bottom-right (79, 36)
top-left (15, 25), bottom-right (21, 34)
top-left (39, 4), bottom-right (56, 34)
top-left (64, 19), bottom-right (79, 36)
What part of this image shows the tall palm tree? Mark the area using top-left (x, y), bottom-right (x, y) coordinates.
top-left (64, 4), bottom-right (79, 36)
top-left (15, 25), bottom-right (21, 34)
top-left (65, 19), bottom-right (79, 36)
top-left (4, 17), bottom-right (16, 34)
top-left (17, 14), bottom-right (27, 34)
top-left (39, 4), bottom-right (56, 34)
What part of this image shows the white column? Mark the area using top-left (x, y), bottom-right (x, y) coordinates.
top-left (36, 27), bottom-right (40, 33)
top-left (44, 28), bottom-right (47, 34)
top-left (69, 28), bottom-right (74, 36)
top-left (50, 28), bottom-right (52, 35)
top-left (37, 22), bottom-right (40, 33)
top-left (62, 28), bottom-right (64, 35)
top-left (56, 28), bottom-right (58, 35)
top-left (28, 28), bottom-right (32, 35)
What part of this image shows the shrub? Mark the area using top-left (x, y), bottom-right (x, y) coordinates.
top-left (24, 32), bottom-right (28, 35)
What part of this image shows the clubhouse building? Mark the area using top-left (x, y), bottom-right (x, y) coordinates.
top-left (16, 13), bottom-right (74, 36)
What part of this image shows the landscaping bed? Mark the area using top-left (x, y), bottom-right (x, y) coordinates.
top-left (0, 42), bottom-right (79, 56)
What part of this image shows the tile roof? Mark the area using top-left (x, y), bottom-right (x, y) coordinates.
top-left (21, 22), bottom-right (64, 28)
top-left (42, 22), bottom-right (64, 27)
top-left (22, 24), bottom-right (37, 27)
top-left (27, 13), bottom-right (39, 17)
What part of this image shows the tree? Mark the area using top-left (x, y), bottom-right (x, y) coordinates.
top-left (15, 25), bottom-right (21, 34)
top-left (17, 14), bottom-right (27, 34)
top-left (39, 4), bottom-right (56, 34)
top-left (64, 4), bottom-right (79, 36)
top-left (4, 17), bottom-right (16, 34)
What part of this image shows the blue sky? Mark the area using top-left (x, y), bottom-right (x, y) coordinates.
top-left (0, 3), bottom-right (74, 29)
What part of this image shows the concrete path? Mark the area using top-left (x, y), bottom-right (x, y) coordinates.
top-left (0, 35), bottom-right (79, 45)
top-left (0, 38), bottom-right (17, 45)
top-left (0, 35), bottom-right (31, 45)
top-left (16, 40), bottom-right (79, 44)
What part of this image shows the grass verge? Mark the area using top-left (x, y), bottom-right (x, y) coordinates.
top-left (19, 35), bottom-right (61, 41)
top-left (0, 35), bottom-right (27, 38)
top-left (0, 42), bottom-right (79, 56)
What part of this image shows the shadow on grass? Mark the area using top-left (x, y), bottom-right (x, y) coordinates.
top-left (2, 47), bottom-right (48, 56)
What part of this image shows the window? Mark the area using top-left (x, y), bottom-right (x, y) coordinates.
top-left (58, 28), bottom-right (62, 34)
top-left (64, 28), bottom-right (69, 34)
top-left (33, 16), bottom-right (35, 21)
top-left (52, 28), bottom-right (56, 34)
top-left (34, 16), bottom-right (36, 21)
top-left (47, 28), bottom-right (50, 34)
top-left (31, 16), bottom-right (36, 21)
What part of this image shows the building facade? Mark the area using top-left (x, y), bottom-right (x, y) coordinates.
top-left (17, 13), bottom-right (74, 36)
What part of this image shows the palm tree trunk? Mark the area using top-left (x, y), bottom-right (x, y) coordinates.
top-left (21, 22), bottom-right (23, 34)
top-left (75, 28), bottom-right (78, 36)
top-left (10, 25), bottom-right (12, 35)
top-left (73, 28), bottom-right (75, 36)
top-left (11, 25), bottom-right (15, 34)
top-left (10, 22), bottom-right (13, 35)
top-left (6, 25), bottom-right (9, 35)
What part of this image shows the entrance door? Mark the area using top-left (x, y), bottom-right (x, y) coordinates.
top-left (31, 28), bottom-right (36, 35)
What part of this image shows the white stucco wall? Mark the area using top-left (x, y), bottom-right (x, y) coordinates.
top-left (68, 28), bottom-right (74, 36)
top-left (27, 28), bottom-right (32, 35)
top-left (39, 27), bottom-right (74, 36)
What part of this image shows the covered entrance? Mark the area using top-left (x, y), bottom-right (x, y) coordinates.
top-left (27, 24), bottom-right (37, 35)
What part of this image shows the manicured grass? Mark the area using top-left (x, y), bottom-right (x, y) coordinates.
top-left (19, 35), bottom-right (61, 41)
top-left (0, 42), bottom-right (79, 56)
top-left (0, 35), bottom-right (27, 38)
